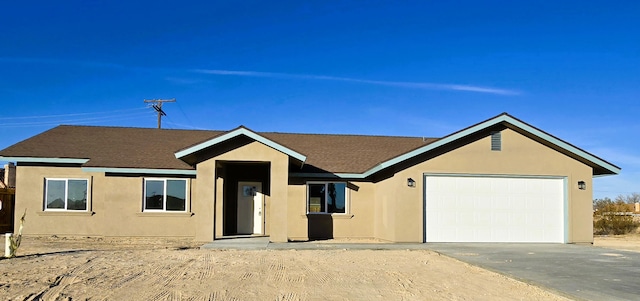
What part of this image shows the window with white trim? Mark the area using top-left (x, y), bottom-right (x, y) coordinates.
top-left (45, 178), bottom-right (89, 211)
top-left (307, 182), bottom-right (347, 214)
top-left (144, 178), bottom-right (187, 212)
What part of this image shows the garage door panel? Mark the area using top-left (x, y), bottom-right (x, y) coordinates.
top-left (494, 212), bottom-right (511, 227)
top-left (425, 175), bottom-right (565, 243)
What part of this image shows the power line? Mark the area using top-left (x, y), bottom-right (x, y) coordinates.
top-left (175, 100), bottom-right (195, 129)
top-left (164, 121), bottom-right (208, 130)
top-left (0, 111), bottom-right (151, 128)
top-left (0, 107), bottom-right (148, 120)
top-left (144, 98), bottom-right (175, 129)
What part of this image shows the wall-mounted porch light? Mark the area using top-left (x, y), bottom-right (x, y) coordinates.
top-left (578, 181), bottom-right (586, 190)
top-left (407, 178), bottom-right (416, 188)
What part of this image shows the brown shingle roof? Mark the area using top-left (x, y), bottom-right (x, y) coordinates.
top-left (260, 132), bottom-right (436, 173)
top-left (0, 125), bottom-right (438, 173)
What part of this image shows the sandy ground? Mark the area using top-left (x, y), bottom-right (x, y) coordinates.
top-left (593, 233), bottom-right (640, 253)
top-left (0, 236), bottom-right (571, 301)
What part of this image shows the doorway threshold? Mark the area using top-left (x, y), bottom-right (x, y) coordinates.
top-left (217, 234), bottom-right (268, 240)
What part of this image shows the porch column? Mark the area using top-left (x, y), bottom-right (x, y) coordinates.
top-left (269, 158), bottom-right (289, 242)
top-left (194, 159), bottom-right (216, 242)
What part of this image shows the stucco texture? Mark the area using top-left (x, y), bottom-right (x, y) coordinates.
top-left (15, 166), bottom-right (195, 237)
top-left (371, 128), bottom-right (593, 243)
top-left (195, 140), bottom-right (290, 242)
top-left (14, 128), bottom-right (594, 244)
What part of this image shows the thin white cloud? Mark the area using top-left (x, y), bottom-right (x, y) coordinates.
top-left (193, 69), bottom-right (520, 95)
top-left (0, 57), bottom-right (520, 95)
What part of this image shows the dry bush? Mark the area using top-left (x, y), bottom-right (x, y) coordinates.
top-left (594, 214), bottom-right (638, 235)
top-left (593, 197), bottom-right (639, 235)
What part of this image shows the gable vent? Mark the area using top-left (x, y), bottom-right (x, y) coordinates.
top-left (491, 131), bottom-right (501, 151)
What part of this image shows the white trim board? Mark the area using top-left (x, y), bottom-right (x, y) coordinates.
top-left (82, 167), bottom-right (197, 175)
top-left (0, 157), bottom-right (89, 164)
top-left (174, 127), bottom-right (307, 163)
top-left (362, 114), bottom-right (619, 177)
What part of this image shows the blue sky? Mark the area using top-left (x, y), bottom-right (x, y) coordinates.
top-left (0, 1), bottom-right (638, 199)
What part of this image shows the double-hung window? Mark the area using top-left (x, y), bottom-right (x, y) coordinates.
top-left (307, 182), bottom-right (347, 214)
top-left (45, 178), bottom-right (89, 211)
top-left (144, 178), bottom-right (187, 212)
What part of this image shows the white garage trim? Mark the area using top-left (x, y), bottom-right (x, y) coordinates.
top-left (423, 173), bottom-right (568, 243)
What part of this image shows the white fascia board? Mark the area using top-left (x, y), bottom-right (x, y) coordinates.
top-left (361, 114), bottom-right (620, 177)
top-left (82, 167), bottom-right (197, 175)
top-left (290, 173), bottom-right (367, 179)
top-left (504, 117), bottom-right (621, 175)
top-left (334, 173), bottom-right (367, 178)
top-left (174, 128), bottom-right (307, 163)
top-left (0, 156), bottom-right (89, 164)
top-left (422, 173), bottom-right (566, 179)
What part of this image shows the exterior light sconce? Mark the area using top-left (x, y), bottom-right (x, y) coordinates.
top-left (578, 181), bottom-right (586, 190)
top-left (407, 178), bottom-right (416, 188)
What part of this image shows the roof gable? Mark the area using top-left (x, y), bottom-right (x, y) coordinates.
top-left (174, 126), bottom-right (307, 163)
top-left (350, 113), bottom-right (620, 177)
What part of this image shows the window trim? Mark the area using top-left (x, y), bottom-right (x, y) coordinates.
top-left (143, 178), bottom-right (189, 212)
top-left (44, 178), bottom-right (90, 212)
top-left (306, 181), bottom-right (349, 215)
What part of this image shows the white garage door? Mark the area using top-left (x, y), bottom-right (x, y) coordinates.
top-left (425, 175), bottom-right (565, 243)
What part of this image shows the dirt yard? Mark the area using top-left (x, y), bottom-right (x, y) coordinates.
top-left (594, 233), bottom-right (640, 253)
top-left (0, 236), bottom-right (573, 301)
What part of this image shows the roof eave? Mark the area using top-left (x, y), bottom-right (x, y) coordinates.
top-left (81, 167), bottom-right (197, 175)
top-left (0, 156), bottom-right (90, 164)
top-left (174, 127), bottom-right (307, 164)
top-left (502, 115), bottom-right (620, 176)
top-left (360, 113), bottom-right (620, 177)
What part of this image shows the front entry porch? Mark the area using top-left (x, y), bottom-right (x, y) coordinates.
top-left (216, 162), bottom-right (270, 238)
top-left (192, 137), bottom-right (293, 243)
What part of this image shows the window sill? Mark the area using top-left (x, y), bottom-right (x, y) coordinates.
top-left (136, 212), bottom-right (194, 217)
top-left (305, 213), bottom-right (354, 219)
top-left (37, 211), bottom-right (95, 216)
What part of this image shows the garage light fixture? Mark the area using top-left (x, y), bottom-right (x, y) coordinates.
top-left (578, 181), bottom-right (586, 190)
top-left (407, 178), bottom-right (416, 188)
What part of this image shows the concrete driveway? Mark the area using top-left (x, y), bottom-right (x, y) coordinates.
top-left (426, 243), bottom-right (640, 301)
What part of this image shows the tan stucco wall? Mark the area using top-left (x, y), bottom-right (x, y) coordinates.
top-left (373, 128), bottom-right (594, 243)
top-left (194, 141), bottom-right (290, 242)
top-left (14, 166), bottom-right (196, 237)
top-left (13, 128), bottom-right (595, 244)
top-left (286, 183), bottom-right (306, 240)
top-left (193, 158), bottom-right (216, 242)
top-left (286, 181), bottom-right (376, 241)
top-left (373, 177), bottom-right (397, 242)
top-left (285, 129), bottom-right (593, 243)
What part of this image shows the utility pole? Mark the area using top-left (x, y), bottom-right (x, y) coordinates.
top-left (144, 98), bottom-right (175, 129)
